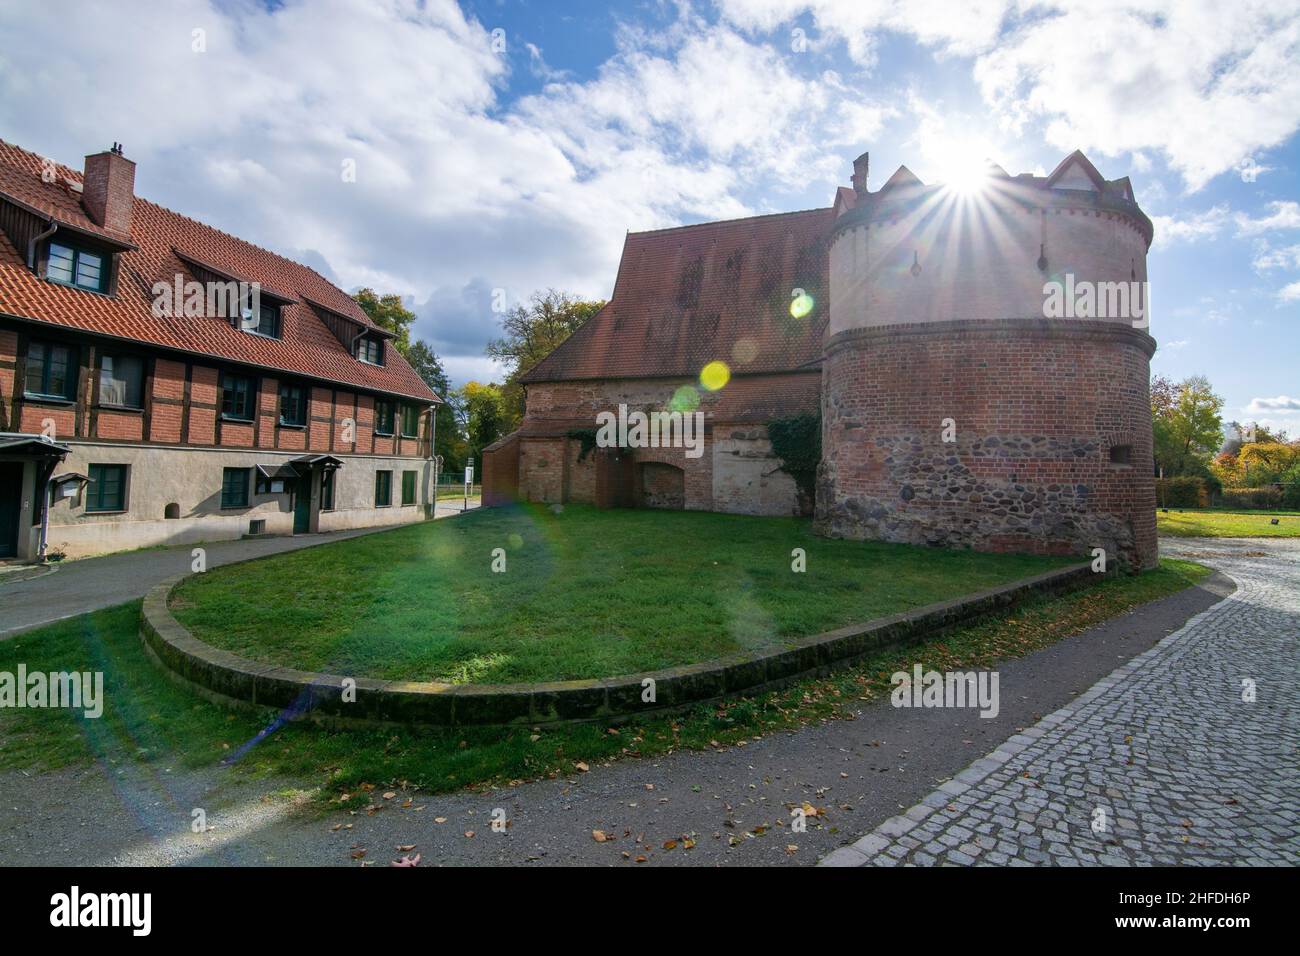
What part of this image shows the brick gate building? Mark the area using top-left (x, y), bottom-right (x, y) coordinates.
top-left (484, 150), bottom-right (1158, 571)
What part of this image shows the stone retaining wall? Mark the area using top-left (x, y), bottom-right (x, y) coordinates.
top-left (140, 561), bottom-right (1098, 728)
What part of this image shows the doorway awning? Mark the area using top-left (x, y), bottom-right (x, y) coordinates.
top-left (0, 433), bottom-right (71, 459)
top-left (255, 462), bottom-right (300, 480)
top-left (290, 455), bottom-right (344, 471)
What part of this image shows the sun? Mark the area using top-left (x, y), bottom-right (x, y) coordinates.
top-left (923, 130), bottom-right (1002, 196)
top-left (939, 160), bottom-right (991, 196)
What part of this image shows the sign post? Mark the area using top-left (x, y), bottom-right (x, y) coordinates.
top-left (464, 458), bottom-right (474, 512)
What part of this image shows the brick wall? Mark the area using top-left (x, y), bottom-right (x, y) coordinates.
top-left (0, 329), bottom-right (16, 431)
top-left (0, 321), bottom-right (428, 459)
top-left (149, 359), bottom-right (185, 443)
top-left (817, 319), bottom-right (1158, 570)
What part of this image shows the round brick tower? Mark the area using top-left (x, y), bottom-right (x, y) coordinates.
top-left (816, 151), bottom-right (1158, 570)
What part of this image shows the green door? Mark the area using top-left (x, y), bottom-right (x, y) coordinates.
top-left (0, 462), bottom-right (22, 559)
top-left (293, 474), bottom-right (312, 534)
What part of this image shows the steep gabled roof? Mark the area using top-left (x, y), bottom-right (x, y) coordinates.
top-left (522, 207), bottom-right (833, 383)
top-left (0, 140), bottom-right (438, 403)
top-left (879, 165), bottom-right (924, 192)
top-left (1045, 149), bottom-right (1106, 192)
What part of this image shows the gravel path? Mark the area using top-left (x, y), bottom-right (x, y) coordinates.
top-left (822, 537), bottom-right (1299, 867)
top-left (0, 539), bottom-right (1234, 867)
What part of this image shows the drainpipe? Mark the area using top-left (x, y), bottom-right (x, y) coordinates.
top-left (426, 402), bottom-right (437, 518)
top-left (348, 323), bottom-right (368, 358)
top-left (29, 218), bottom-right (57, 271)
top-left (36, 461), bottom-right (57, 561)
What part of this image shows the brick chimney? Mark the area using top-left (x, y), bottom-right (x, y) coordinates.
top-left (82, 143), bottom-right (136, 236)
top-left (851, 151), bottom-right (870, 196)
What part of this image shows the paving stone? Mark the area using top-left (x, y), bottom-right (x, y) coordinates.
top-left (819, 539), bottom-right (1300, 867)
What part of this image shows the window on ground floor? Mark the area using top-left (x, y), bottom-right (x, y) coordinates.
top-left (221, 467), bottom-right (250, 508)
top-left (374, 470), bottom-right (392, 507)
top-left (86, 463), bottom-right (127, 513)
top-left (401, 470), bottom-right (416, 505)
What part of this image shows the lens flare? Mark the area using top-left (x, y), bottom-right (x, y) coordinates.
top-left (699, 360), bottom-right (730, 391)
top-left (669, 385), bottom-right (700, 412)
top-left (790, 292), bottom-right (815, 319)
top-left (732, 336), bottom-right (758, 364)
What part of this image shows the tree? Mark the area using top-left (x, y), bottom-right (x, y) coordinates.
top-left (486, 289), bottom-right (606, 426)
top-left (1152, 374), bottom-right (1224, 477)
top-left (354, 288), bottom-right (417, 352)
top-left (351, 290), bottom-right (463, 471)
top-left (455, 381), bottom-right (505, 463)
top-left (403, 340), bottom-right (463, 472)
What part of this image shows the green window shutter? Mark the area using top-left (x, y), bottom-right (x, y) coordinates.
top-left (86, 464), bottom-right (127, 512)
top-left (221, 467), bottom-right (249, 508)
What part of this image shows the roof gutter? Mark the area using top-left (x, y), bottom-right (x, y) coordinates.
top-left (28, 217), bottom-right (57, 271)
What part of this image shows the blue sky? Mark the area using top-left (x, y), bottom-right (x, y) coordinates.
top-left (1, 0), bottom-right (1297, 432)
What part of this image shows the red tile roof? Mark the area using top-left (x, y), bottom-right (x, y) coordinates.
top-left (522, 207), bottom-right (832, 384)
top-left (0, 140), bottom-right (438, 403)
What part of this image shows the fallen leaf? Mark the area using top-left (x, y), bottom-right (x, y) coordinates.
top-left (574, 762), bottom-right (589, 773)
top-left (434, 817), bottom-right (447, 824)
top-left (390, 853), bottom-right (421, 867)
top-left (397, 844), bottom-right (416, 852)
top-left (592, 830), bottom-right (609, 843)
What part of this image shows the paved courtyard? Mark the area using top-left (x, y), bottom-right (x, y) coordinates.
top-left (822, 538), bottom-right (1300, 867)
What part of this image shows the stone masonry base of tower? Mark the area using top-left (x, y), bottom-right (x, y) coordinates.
top-left (815, 319), bottom-right (1158, 571)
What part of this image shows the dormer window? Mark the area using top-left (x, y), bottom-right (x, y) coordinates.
top-left (357, 335), bottom-right (383, 365)
top-left (239, 298), bottom-right (282, 339)
top-left (46, 241), bottom-right (107, 293)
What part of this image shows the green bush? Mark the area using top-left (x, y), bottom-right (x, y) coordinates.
top-left (1155, 476), bottom-right (1207, 508)
top-left (1284, 483), bottom-right (1300, 510)
top-left (1219, 486), bottom-right (1284, 509)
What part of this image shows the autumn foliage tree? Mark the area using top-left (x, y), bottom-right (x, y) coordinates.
top-left (486, 289), bottom-right (606, 427)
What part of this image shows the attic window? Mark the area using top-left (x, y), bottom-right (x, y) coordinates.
top-left (46, 241), bottom-right (106, 293)
top-left (357, 335), bottom-right (384, 365)
top-left (240, 300), bottom-right (282, 339)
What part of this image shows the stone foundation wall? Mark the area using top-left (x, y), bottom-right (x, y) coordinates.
top-left (817, 320), bottom-right (1157, 570)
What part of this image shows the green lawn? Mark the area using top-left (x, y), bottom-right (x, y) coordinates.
top-left (0, 559), bottom-right (1210, 806)
top-left (170, 504), bottom-right (1076, 684)
top-left (1156, 508), bottom-right (1300, 538)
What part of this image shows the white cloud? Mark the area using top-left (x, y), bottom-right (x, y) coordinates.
top-left (1248, 395), bottom-right (1300, 412)
top-left (1150, 205), bottom-right (1230, 246)
top-left (1235, 201), bottom-right (1300, 236)
top-left (720, 0), bottom-right (1300, 192)
top-left (1278, 281), bottom-right (1300, 302)
top-left (0, 0), bottom-right (889, 382)
top-left (1251, 242), bottom-right (1300, 272)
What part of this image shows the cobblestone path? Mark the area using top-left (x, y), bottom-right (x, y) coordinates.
top-left (822, 539), bottom-right (1300, 867)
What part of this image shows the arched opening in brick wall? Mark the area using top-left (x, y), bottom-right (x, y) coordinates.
top-left (638, 462), bottom-right (685, 510)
